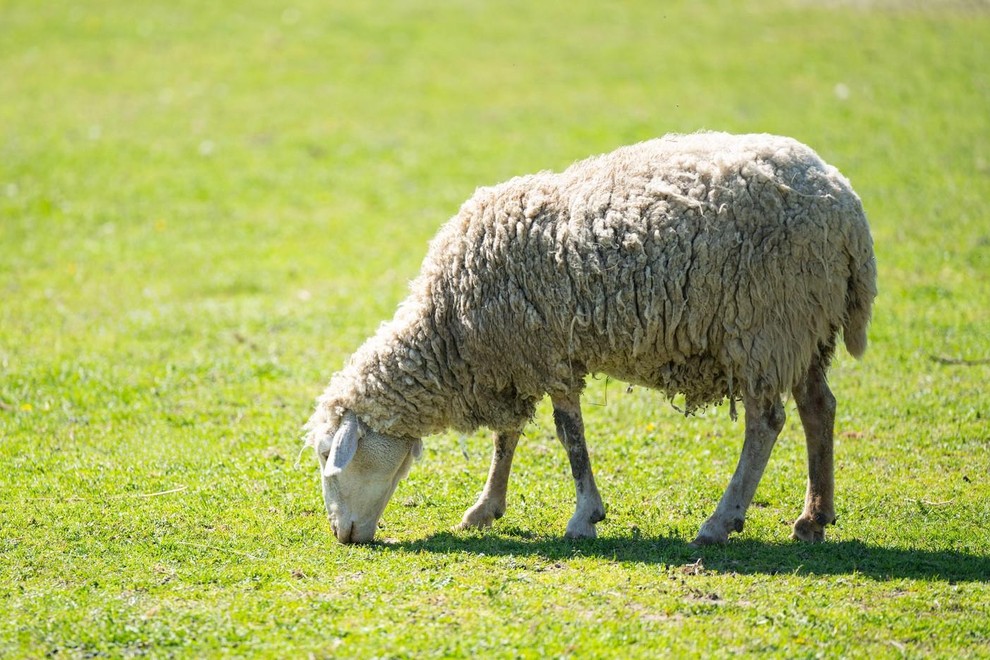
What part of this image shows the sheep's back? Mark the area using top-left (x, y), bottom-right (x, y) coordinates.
top-left (425, 132), bottom-right (873, 413)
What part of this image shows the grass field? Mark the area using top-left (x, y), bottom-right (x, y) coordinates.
top-left (2, 0), bottom-right (989, 656)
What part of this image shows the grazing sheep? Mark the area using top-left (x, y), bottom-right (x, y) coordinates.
top-left (306, 131), bottom-right (877, 545)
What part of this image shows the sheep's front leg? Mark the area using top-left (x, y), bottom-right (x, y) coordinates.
top-left (791, 357), bottom-right (837, 543)
top-left (457, 430), bottom-right (520, 530)
top-left (551, 392), bottom-right (606, 539)
top-left (693, 395), bottom-right (785, 545)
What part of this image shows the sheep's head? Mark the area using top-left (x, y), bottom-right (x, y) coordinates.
top-left (313, 411), bottom-right (423, 543)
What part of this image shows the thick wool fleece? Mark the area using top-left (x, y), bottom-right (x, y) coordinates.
top-left (308, 132), bottom-right (877, 442)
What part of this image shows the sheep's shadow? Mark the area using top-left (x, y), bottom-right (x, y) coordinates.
top-left (386, 531), bottom-right (990, 583)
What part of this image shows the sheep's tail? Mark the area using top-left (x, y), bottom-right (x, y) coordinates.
top-left (842, 250), bottom-right (878, 359)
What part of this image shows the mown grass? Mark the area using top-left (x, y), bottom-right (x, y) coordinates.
top-left (1, 0), bottom-right (989, 657)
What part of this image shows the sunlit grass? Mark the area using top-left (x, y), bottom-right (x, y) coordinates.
top-left (1, 0), bottom-right (988, 656)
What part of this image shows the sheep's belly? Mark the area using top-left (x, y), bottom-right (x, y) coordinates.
top-left (593, 354), bottom-right (731, 411)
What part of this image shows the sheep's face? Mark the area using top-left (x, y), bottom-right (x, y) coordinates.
top-left (315, 412), bottom-right (422, 543)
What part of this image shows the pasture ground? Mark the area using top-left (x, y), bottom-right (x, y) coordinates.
top-left (1, 0), bottom-right (988, 656)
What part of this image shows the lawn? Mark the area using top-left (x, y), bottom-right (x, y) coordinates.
top-left (1, 0), bottom-right (989, 656)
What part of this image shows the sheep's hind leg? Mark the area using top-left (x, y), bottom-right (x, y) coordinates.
top-left (552, 392), bottom-right (606, 539)
top-left (457, 430), bottom-right (520, 530)
top-left (693, 394), bottom-right (785, 546)
top-left (791, 356), bottom-right (837, 543)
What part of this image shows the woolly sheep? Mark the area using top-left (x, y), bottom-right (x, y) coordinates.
top-left (306, 131), bottom-right (877, 545)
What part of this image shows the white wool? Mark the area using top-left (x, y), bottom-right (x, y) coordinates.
top-left (307, 132), bottom-right (877, 443)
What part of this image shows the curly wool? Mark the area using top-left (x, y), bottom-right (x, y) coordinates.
top-left (308, 132), bottom-right (877, 441)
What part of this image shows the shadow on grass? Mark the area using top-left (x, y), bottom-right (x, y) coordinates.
top-left (387, 531), bottom-right (990, 583)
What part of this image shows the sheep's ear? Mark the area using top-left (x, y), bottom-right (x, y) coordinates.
top-left (411, 438), bottom-right (423, 460)
top-left (323, 412), bottom-right (363, 478)
top-left (315, 432), bottom-right (334, 460)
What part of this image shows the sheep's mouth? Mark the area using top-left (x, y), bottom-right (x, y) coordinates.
top-left (331, 518), bottom-right (376, 544)
top-left (331, 519), bottom-right (355, 543)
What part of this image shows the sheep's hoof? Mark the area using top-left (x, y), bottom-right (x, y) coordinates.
top-left (456, 502), bottom-right (504, 530)
top-left (791, 512), bottom-right (834, 543)
top-left (454, 521), bottom-right (487, 532)
top-left (689, 532), bottom-right (725, 547)
top-left (564, 516), bottom-right (604, 539)
top-left (563, 507), bottom-right (605, 539)
top-left (564, 525), bottom-right (597, 540)
top-left (690, 516), bottom-right (742, 546)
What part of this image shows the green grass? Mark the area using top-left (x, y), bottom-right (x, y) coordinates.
top-left (2, 0), bottom-right (989, 656)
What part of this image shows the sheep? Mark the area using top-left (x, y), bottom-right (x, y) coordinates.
top-left (306, 131), bottom-right (877, 546)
